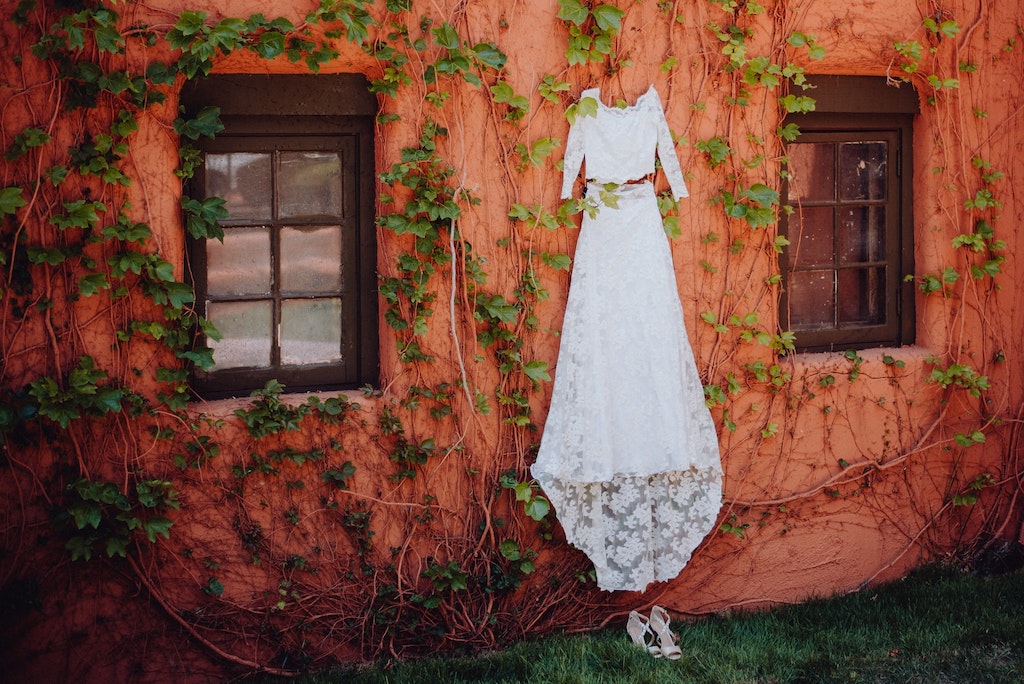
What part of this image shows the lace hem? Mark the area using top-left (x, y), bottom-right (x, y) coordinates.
top-left (535, 467), bottom-right (723, 592)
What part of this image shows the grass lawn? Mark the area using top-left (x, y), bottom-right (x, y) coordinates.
top-left (263, 562), bottom-right (1024, 683)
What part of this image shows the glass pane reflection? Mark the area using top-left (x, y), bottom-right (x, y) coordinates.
top-left (205, 153), bottom-right (272, 221)
top-left (788, 143), bottom-right (835, 202)
top-left (789, 270), bottom-right (835, 329)
top-left (280, 226), bottom-right (343, 292)
top-left (206, 226), bottom-right (271, 296)
top-left (839, 142), bottom-right (886, 201)
top-left (793, 206), bottom-right (834, 266)
top-left (280, 298), bottom-right (343, 366)
top-left (279, 152), bottom-right (343, 219)
top-left (839, 206), bottom-right (885, 263)
top-left (208, 300), bottom-right (272, 369)
top-left (838, 268), bottom-right (885, 325)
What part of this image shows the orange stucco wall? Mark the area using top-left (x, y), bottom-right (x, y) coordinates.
top-left (3, 1), bottom-right (1023, 680)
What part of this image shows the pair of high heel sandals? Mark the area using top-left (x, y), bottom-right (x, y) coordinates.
top-left (626, 605), bottom-right (681, 660)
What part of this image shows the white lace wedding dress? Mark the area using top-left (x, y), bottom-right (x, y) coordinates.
top-left (532, 86), bottom-right (723, 592)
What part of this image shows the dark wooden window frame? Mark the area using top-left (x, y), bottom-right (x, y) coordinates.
top-left (181, 75), bottom-right (379, 398)
top-left (780, 76), bottom-right (918, 353)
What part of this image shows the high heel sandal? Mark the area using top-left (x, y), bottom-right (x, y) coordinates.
top-left (649, 606), bottom-right (682, 661)
top-left (626, 610), bottom-right (661, 657)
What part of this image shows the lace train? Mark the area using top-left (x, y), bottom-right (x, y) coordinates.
top-left (537, 468), bottom-right (723, 592)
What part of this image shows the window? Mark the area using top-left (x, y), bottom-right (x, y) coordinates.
top-left (181, 75), bottom-right (378, 398)
top-left (780, 76), bottom-right (918, 352)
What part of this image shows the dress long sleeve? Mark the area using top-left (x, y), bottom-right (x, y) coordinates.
top-left (560, 97), bottom-right (590, 199)
top-left (653, 91), bottom-right (689, 200)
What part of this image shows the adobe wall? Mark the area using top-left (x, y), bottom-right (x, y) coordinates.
top-left (2, 1), bottom-right (1022, 680)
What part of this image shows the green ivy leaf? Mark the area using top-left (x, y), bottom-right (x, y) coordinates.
top-left (499, 539), bottom-right (521, 561)
top-left (65, 536), bottom-right (95, 562)
top-left (565, 40), bottom-right (589, 67)
top-left (541, 252), bottom-right (571, 271)
top-left (254, 30), bottom-right (287, 59)
top-left (557, 0), bottom-right (589, 26)
top-left (777, 122), bottom-right (801, 142)
top-left (779, 94), bottom-right (816, 113)
top-left (78, 273), bottom-right (111, 297)
top-left (420, 594), bottom-right (441, 609)
top-left (471, 42), bottom-right (507, 70)
top-left (5, 126), bottom-right (50, 161)
top-left (522, 360), bottom-right (551, 384)
top-left (203, 577), bottom-right (224, 596)
top-left (490, 81), bottom-right (515, 103)
top-left (591, 32), bottom-right (614, 56)
top-left (102, 218), bottom-right (151, 243)
top-left (93, 387), bottom-right (124, 415)
top-left (538, 75), bottom-right (571, 103)
top-left (448, 569), bottom-right (468, 592)
top-left (787, 32), bottom-right (809, 48)
top-left (181, 195), bottom-right (227, 240)
top-left (744, 205), bottom-right (775, 228)
top-left (807, 44), bottom-right (826, 60)
top-left (529, 137), bottom-right (559, 164)
top-left (663, 215), bottom-right (681, 239)
top-left (432, 22), bottom-right (460, 50)
top-left (50, 200), bottom-right (105, 231)
top-left (105, 535), bottom-right (128, 558)
top-left (169, 10), bottom-right (208, 45)
top-left (479, 295), bottom-right (519, 323)
top-left (577, 96), bottom-right (599, 120)
top-left (162, 281), bottom-right (196, 309)
top-left (513, 481), bottom-right (533, 502)
top-left (591, 4), bottom-right (625, 31)
top-left (146, 257), bottom-right (176, 283)
top-left (27, 247), bottom-right (66, 266)
top-left (67, 502), bottom-right (103, 530)
top-left (173, 106), bottom-right (223, 141)
top-left (109, 250), bottom-right (148, 277)
top-left (178, 347), bottom-right (216, 371)
top-left (142, 516), bottom-right (174, 542)
top-left (0, 186), bottom-right (26, 215)
top-left (145, 61), bottom-right (178, 86)
top-left (743, 183), bottom-right (780, 207)
top-left (523, 495), bottom-right (551, 521)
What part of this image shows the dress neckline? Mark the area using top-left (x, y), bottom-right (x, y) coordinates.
top-left (589, 85), bottom-right (657, 113)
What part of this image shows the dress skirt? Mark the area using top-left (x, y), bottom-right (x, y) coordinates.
top-left (532, 181), bottom-right (723, 592)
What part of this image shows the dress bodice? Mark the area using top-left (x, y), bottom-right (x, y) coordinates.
top-left (560, 86), bottom-right (688, 200)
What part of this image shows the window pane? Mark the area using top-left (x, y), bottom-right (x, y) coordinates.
top-left (839, 206), bottom-right (886, 263)
top-left (788, 143), bottom-right (835, 202)
top-left (206, 153), bottom-right (272, 221)
top-left (206, 226), bottom-right (271, 296)
top-left (279, 152), bottom-right (343, 219)
top-left (280, 226), bottom-right (343, 293)
top-left (789, 270), bottom-right (835, 329)
top-left (839, 142), bottom-right (886, 201)
top-left (207, 300), bottom-right (273, 369)
top-left (280, 298), bottom-right (343, 365)
top-left (838, 268), bottom-right (885, 325)
top-left (792, 205), bottom-right (834, 265)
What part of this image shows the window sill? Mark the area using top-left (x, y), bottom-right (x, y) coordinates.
top-left (186, 388), bottom-right (379, 421)
top-left (788, 345), bottom-right (933, 374)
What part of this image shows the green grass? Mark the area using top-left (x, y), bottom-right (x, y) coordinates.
top-left (264, 564), bottom-right (1024, 683)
